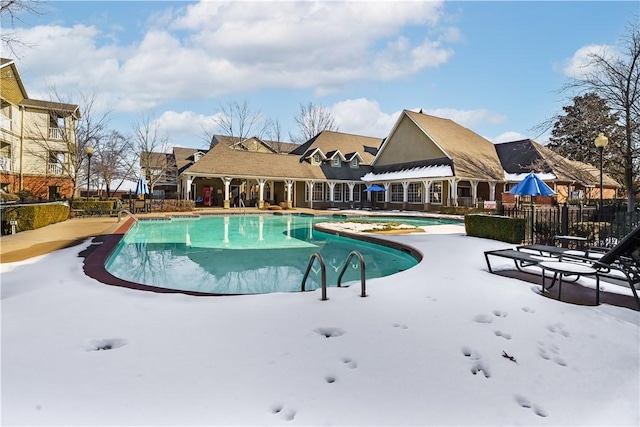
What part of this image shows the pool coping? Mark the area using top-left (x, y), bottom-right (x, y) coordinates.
top-left (82, 212), bottom-right (436, 296)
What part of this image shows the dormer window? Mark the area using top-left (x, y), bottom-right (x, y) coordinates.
top-left (350, 158), bottom-right (359, 168)
top-left (331, 157), bottom-right (340, 167)
top-left (194, 152), bottom-right (203, 161)
top-left (313, 153), bottom-right (320, 164)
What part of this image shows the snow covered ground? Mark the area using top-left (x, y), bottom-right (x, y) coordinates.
top-left (1, 223), bottom-right (638, 426)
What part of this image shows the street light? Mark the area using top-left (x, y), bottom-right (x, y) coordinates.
top-left (594, 132), bottom-right (609, 213)
top-left (85, 145), bottom-right (94, 200)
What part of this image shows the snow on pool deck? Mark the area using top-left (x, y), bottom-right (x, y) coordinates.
top-left (1, 222), bottom-right (638, 426)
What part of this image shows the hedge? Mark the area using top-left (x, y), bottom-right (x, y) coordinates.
top-left (465, 214), bottom-right (526, 244)
top-left (2, 203), bottom-right (70, 234)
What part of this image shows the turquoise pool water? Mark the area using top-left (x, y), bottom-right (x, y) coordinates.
top-left (105, 214), bottom-right (455, 295)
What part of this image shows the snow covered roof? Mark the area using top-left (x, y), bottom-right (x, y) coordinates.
top-left (504, 172), bottom-right (556, 182)
top-left (362, 164), bottom-right (454, 182)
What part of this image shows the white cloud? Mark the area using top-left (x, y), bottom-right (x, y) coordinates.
top-left (561, 44), bottom-right (612, 79)
top-left (9, 0), bottom-right (458, 114)
top-left (156, 110), bottom-right (220, 148)
top-left (422, 108), bottom-right (507, 127)
top-left (330, 98), bottom-right (401, 138)
top-left (490, 131), bottom-right (527, 144)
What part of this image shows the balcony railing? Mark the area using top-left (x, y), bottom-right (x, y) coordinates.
top-left (48, 163), bottom-right (63, 175)
top-left (0, 115), bottom-right (11, 131)
top-left (49, 127), bottom-right (63, 140)
top-left (0, 157), bottom-right (10, 171)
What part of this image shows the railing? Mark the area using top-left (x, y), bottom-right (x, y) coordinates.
top-left (337, 251), bottom-right (367, 297)
top-left (47, 163), bottom-right (62, 175)
top-left (499, 204), bottom-right (640, 248)
top-left (0, 115), bottom-right (11, 131)
top-left (301, 252), bottom-right (328, 300)
top-left (118, 209), bottom-right (139, 223)
top-left (48, 127), bottom-right (63, 140)
top-left (0, 157), bottom-right (10, 172)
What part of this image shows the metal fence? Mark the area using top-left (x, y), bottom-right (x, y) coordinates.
top-left (499, 204), bottom-right (640, 248)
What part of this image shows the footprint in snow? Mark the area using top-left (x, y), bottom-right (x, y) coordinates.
top-left (494, 330), bottom-right (512, 340)
top-left (515, 395), bottom-right (548, 417)
top-left (473, 314), bottom-right (494, 324)
top-left (342, 357), bottom-right (357, 369)
top-left (522, 306), bottom-right (536, 313)
top-left (493, 310), bottom-right (508, 317)
top-left (392, 323), bottom-right (408, 329)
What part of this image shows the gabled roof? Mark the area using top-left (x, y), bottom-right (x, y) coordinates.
top-left (183, 141), bottom-right (371, 181)
top-left (325, 150), bottom-right (347, 161)
top-left (496, 139), bottom-right (619, 187)
top-left (2, 58), bottom-right (80, 118)
top-left (174, 147), bottom-right (208, 174)
top-left (373, 110), bottom-right (504, 181)
top-left (211, 134), bottom-right (296, 154)
top-left (290, 130), bottom-right (381, 165)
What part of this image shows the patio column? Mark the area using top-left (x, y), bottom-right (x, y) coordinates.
top-left (285, 180), bottom-right (294, 209)
top-left (328, 181), bottom-right (336, 206)
top-left (306, 180), bottom-right (316, 209)
top-left (470, 180), bottom-right (478, 207)
top-left (447, 178), bottom-right (459, 206)
top-left (488, 181), bottom-right (496, 201)
top-left (402, 181), bottom-right (409, 210)
top-left (258, 179), bottom-right (267, 209)
top-left (422, 180), bottom-right (432, 206)
top-left (184, 175), bottom-right (193, 200)
top-left (222, 177), bottom-right (232, 209)
top-left (347, 182), bottom-right (355, 202)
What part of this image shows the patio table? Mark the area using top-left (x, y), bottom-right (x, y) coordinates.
top-left (539, 261), bottom-right (600, 305)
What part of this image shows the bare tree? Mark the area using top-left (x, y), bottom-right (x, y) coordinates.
top-left (204, 100), bottom-right (270, 146)
top-left (132, 114), bottom-right (175, 198)
top-left (289, 102), bottom-right (339, 143)
top-left (92, 130), bottom-right (136, 198)
top-left (23, 90), bottom-right (111, 199)
top-left (0, 0), bottom-right (43, 56)
top-left (563, 21), bottom-right (640, 211)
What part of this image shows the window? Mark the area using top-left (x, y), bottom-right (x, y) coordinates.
top-left (312, 182), bottom-right (325, 201)
top-left (333, 183), bottom-right (343, 201)
top-left (313, 154), bottom-right (320, 164)
top-left (331, 157), bottom-right (340, 167)
top-left (193, 152), bottom-right (202, 162)
top-left (353, 184), bottom-right (361, 202)
top-left (376, 189), bottom-right (385, 202)
top-left (408, 182), bottom-right (422, 203)
top-left (430, 181), bottom-right (443, 204)
top-left (350, 158), bottom-right (359, 168)
top-left (390, 183), bottom-right (403, 203)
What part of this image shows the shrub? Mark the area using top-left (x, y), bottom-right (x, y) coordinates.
top-left (2, 203), bottom-right (69, 234)
top-left (465, 214), bottom-right (526, 244)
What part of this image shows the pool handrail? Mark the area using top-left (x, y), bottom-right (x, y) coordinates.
top-left (301, 252), bottom-right (328, 300)
top-left (117, 208), bottom-right (139, 223)
top-left (337, 250), bottom-right (367, 297)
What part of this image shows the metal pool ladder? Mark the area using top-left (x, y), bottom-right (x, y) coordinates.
top-left (301, 251), bottom-right (367, 300)
top-left (117, 209), bottom-right (139, 223)
top-left (337, 251), bottom-right (367, 297)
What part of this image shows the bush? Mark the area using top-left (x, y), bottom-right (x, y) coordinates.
top-left (465, 214), bottom-right (526, 244)
top-left (2, 203), bottom-right (69, 234)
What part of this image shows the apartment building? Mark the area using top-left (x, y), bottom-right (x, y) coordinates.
top-left (0, 58), bottom-right (80, 199)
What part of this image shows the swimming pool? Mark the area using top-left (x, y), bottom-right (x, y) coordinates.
top-left (105, 214), bottom-right (454, 295)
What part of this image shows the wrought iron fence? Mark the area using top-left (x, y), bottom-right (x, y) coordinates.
top-left (499, 204), bottom-right (640, 248)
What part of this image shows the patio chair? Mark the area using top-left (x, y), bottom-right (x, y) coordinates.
top-left (486, 225), bottom-right (640, 309)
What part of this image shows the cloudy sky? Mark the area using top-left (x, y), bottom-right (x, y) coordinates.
top-left (3, 0), bottom-right (638, 148)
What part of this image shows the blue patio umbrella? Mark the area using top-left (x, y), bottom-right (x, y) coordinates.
top-left (364, 184), bottom-right (385, 192)
top-left (509, 172), bottom-right (555, 196)
top-left (135, 176), bottom-right (149, 196)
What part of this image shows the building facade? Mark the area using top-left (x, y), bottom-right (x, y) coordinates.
top-left (1, 58), bottom-right (80, 199)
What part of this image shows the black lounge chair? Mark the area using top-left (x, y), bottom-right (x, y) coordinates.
top-left (485, 224), bottom-right (640, 310)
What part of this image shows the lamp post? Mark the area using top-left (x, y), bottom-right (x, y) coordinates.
top-left (594, 132), bottom-right (609, 213)
top-left (85, 145), bottom-right (94, 200)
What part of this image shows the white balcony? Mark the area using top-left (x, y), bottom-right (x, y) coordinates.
top-left (48, 163), bottom-right (63, 175)
top-left (49, 127), bottom-right (63, 140)
top-left (0, 157), bottom-right (10, 171)
top-left (0, 115), bottom-right (11, 131)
